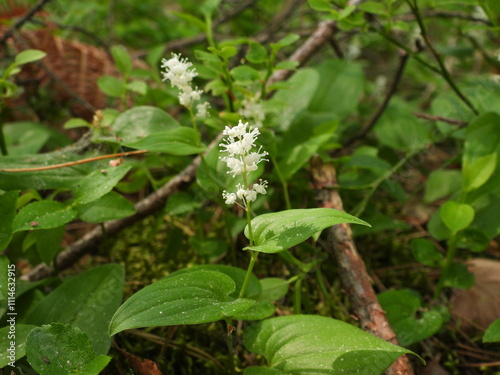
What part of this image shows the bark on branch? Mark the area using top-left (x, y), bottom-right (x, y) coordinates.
top-left (310, 156), bottom-right (415, 375)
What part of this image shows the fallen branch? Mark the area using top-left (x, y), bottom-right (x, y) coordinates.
top-left (267, 20), bottom-right (337, 86)
top-left (309, 156), bottom-right (415, 375)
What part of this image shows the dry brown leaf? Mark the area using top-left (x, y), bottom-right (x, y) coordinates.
top-left (451, 258), bottom-right (500, 330)
top-left (114, 344), bottom-right (164, 375)
top-left (420, 354), bottom-right (450, 375)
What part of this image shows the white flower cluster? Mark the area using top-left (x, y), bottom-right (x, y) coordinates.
top-left (161, 53), bottom-right (210, 118)
top-left (239, 96), bottom-right (265, 128)
top-left (220, 120), bottom-right (269, 206)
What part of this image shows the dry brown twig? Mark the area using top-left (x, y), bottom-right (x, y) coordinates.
top-left (310, 156), bottom-right (415, 375)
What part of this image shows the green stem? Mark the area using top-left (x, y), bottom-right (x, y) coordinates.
top-left (239, 250), bottom-right (259, 299)
top-left (189, 108), bottom-right (201, 147)
top-left (270, 155), bottom-right (291, 210)
top-left (260, 50), bottom-right (276, 99)
top-left (293, 278), bottom-right (302, 314)
top-left (0, 124), bottom-right (7, 155)
top-left (434, 234), bottom-right (459, 300)
top-left (354, 150), bottom-right (416, 217)
top-left (225, 319), bottom-right (236, 375)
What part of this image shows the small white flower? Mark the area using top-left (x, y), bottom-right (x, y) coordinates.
top-left (252, 179), bottom-right (268, 195)
top-left (244, 189), bottom-right (257, 202)
top-left (222, 191), bottom-right (237, 205)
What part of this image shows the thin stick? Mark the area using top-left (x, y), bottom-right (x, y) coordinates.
top-left (309, 156), bottom-right (415, 375)
top-left (413, 112), bottom-right (467, 127)
top-left (344, 50), bottom-right (409, 148)
top-left (406, 0), bottom-right (478, 115)
top-left (0, 0), bottom-right (54, 45)
top-left (0, 150), bottom-right (148, 172)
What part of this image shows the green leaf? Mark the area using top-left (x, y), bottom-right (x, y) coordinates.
top-left (111, 45), bottom-right (132, 75)
top-left (123, 127), bottom-right (205, 155)
top-left (440, 201), bottom-right (475, 234)
top-left (246, 42), bottom-right (268, 64)
top-left (358, 1), bottom-right (387, 15)
top-left (378, 289), bottom-right (444, 346)
top-left (279, 132), bottom-right (333, 180)
top-left (442, 262), bottom-right (475, 289)
top-left (165, 192), bottom-right (202, 216)
top-left (77, 191), bottom-right (135, 223)
top-left (13, 201), bottom-right (77, 232)
top-left (97, 75), bottom-right (124, 97)
top-left (308, 0), bottom-right (332, 12)
top-left (424, 170), bottom-right (462, 203)
top-left (125, 80), bottom-right (147, 95)
top-left (27, 226), bottom-right (65, 265)
top-left (3, 122), bottom-right (63, 155)
top-left (14, 49), bottom-right (46, 65)
top-left (25, 264), bottom-right (124, 355)
top-left (269, 68), bottom-right (319, 128)
top-left (199, 0), bottom-right (222, 16)
top-left (244, 315), bottom-right (418, 374)
top-left (244, 208), bottom-right (370, 253)
top-left (456, 228), bottom-right (490, 253)
top-left (0, 153), bottom-right (91, 191)
top-left (231, 65), bottom-right (261, 84)
top-left (255, 278), bottom-right (289, 302)
top-left (0, 255), bottom-right (8, 300)
top-left (0, 191), bottom-right (19, 251)
top-left (171, 11), bottom-right (206, 31)
top-left (0, 324), bottom-right (37, 367)
top-left (74, 164), bottom-right (131, 205)
top-left (109, 270), bottom-right (255, 335)
top-left (170, 265), bottom-right (261, 298)
top-left (270, 34), bottom-right (300, 50)
top-left (110, 106), bottom-right (180, 143)
top-left (411, 238), bottom-right (442, 267)
top-left (308, 60), bottom-right (364, 120)
top-left (26, 323), bottom-right (110, 375)
top-left (483, 318), bottom-right (500, 343)
top-left (274, 60), bottom-right (299, 70)
top-left (63, 118), bottom-right (91, 129)
top-left (428, 208), bottom-right (452, 241)
top-left (233, 300), bottom-right (276, 321)
top-left (463, 152), bottom-right (497, 192)
top-left (375, 98), bottom-right (433, 152)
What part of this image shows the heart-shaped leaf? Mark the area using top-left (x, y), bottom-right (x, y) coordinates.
top-left (244, 208), bottom-right (370, 253)
top-left (109, 270), bottom-right (255, 336)
top-left (26, 323), bottom-right (110, 375)
top-left (244, 315), bottom-right (418, 375)
top-left (25, 264), bottom-right (124, 355)
top-left (440, 201), bottom-right (475, 234)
